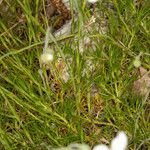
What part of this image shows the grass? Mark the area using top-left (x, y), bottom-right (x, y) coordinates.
top-left (0, 0), bottom-right (150, 149)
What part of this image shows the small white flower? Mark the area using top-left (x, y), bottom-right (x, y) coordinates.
top-left (133, 52), bottom-right (143, 68)
top-left (92, 131), bottom-right (128, 150)
top-left (110, 131), bottom-right (128, 150)
top-left (40, 48), bottom-right (53, 64)
top-left (40, 27), bottom-right (54, 65)
top-left (87, 0), bottom-right (99, 3)
top-left (133, 56), bottom-right (141, 68)
top-left (93, 144), bottom-right (109, 150)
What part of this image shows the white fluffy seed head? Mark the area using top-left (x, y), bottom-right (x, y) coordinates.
top-left (40, 48), bottom-right (53, 64)
top-left (110, 131), bottom-right (128, 150)
top-left (87, 0), bottom-right (99, 3)
top-left (93, 144), bottom-right (109, 150)
top-left (133, 56), bottom-right (141, 68)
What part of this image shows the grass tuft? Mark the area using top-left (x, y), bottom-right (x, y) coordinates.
top-left (0, 0), bottom-right (149, 149)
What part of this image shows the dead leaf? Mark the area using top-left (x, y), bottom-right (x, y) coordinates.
top-left (133, 67), bottom-right (150, 96)
top-left (0, 0), bottom-right (3, 5)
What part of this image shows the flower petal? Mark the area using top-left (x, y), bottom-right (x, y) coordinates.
top-left (93, 144), bottom-right (109, 150)
top-left (111, 131), bottom-right (128, 150)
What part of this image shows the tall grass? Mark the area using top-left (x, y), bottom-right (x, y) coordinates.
top-left (0, 0), bottom-right (150, 149)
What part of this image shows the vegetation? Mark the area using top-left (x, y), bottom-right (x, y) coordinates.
top-left (0, 0), bottom-right (149, 149)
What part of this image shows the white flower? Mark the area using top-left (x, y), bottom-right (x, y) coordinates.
top-left (40, 48), bottom-right (53, 64)
top-left (92, 131), bottom-right (128, 150)
top-left (133, 55), bottom-right (141, 68)
top-left (87, 0), bottom-right (99, 3)
top-left (93, 144), bottom-right (109, 150)
top-left (110, 131), bottom-right (128, 150)
top-left (40, 27), bottom-right (54, 64)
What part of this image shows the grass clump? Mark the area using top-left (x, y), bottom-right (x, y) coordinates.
top-left (0, 0), bottom-right (150, 149)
